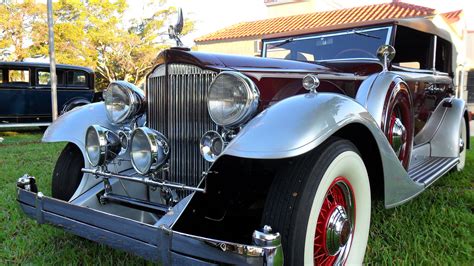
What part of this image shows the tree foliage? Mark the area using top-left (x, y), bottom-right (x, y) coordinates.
top-left (0, 0), bottom-right (194, 89)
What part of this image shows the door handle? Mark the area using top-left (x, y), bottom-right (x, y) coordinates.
top-left (424, 84), bottom-right (442, 94)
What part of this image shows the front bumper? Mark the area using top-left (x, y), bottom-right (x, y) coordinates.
top-left (16, 176), bottom-right (283, 265)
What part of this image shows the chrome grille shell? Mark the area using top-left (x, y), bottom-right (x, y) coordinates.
top-left (147, 64), bottom-right (217, 187)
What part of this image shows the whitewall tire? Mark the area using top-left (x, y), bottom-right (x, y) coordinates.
top-left (456, 118), bottom-right (467, 171)
top-left (262, 138), bottom-right (371, 265)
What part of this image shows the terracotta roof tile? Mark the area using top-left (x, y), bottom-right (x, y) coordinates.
top-left (195, 1), bottom-right (437, 42)
top-left (441, 9), bottom-right (462, 23)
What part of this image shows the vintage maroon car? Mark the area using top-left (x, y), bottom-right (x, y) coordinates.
top-left (16, 13), bottom-right (468, 265)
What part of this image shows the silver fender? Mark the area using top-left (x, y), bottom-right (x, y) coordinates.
top-left (415, 98), bottom-right (467, 157)
top-left (42, 102), bottom-right (127, 200)
top-left (222, 93), bottom-right (423, 207)
top-left (355, 71), bottom-right (414, 127)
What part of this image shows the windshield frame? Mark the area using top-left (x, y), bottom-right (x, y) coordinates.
top-left (261, 25), bottom-right (393, 61)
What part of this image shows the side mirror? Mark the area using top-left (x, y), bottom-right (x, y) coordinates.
top-left (376, 44), bottom-right (396, 71)
top-left (168, 8), bottom-right (184, 47)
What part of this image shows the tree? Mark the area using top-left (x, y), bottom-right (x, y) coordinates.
top-left (0, 0), bottom-right (45, 61)
top-left (0, 0), bottom-right (194, 89)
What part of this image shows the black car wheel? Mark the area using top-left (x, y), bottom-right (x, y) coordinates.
top-left (52, 143), bottom-right (84, 201)
top-left (261, 138), bottom-right (371, 265)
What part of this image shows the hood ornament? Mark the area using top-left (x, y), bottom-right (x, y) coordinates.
top-left (168, 8), bottom-right (184, 47)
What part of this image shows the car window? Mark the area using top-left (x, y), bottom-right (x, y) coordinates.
top-left (67, 71), bottom-right (87, 87)
top-left (8, 69), bottom-right (30, 84)
top-left (435, 37), bottom-right (452, 73)
top-left (393, 26), bottom-right (432, 70)
top-left (264, 27), bottom-right (391, 61)
top-left (37, 70), bottom-right (65, 86)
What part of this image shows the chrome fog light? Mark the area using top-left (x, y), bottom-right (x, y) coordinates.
top-left (85, 125), bottom-right (121, 166)
top-left (200, 131), bottom-right (224, 162)
top-left (130, 127), bottom-right (169, 175)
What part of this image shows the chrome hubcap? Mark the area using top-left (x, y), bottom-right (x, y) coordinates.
top-left (391, 117), bottom-right (406, 157)
top-left (459, 137), bottom-right (464, 153)
top-left (314, 178), bottom-right (355, 265)
top-left (325, 205), bottom-right (351, 255)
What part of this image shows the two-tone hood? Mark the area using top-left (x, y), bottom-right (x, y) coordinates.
top-left (153, 48), bottom-right (383, 76)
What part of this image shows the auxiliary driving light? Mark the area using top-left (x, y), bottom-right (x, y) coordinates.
top-left (130, 127), bottom-right (170, 175)
top-left (85, 125), bottom-right (121, 166)
top-left (200, 131), bottom-right (225, 162)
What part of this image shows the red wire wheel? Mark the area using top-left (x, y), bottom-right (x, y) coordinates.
top-left (314, 176), bottom-right (356, 265)
top-left (383, 81), bottom-right (413, 169)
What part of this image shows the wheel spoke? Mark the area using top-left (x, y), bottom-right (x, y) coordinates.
top-left (313, 177), bottom-right (356, 265)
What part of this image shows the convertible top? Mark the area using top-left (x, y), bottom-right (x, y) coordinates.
top-left (263, 16), bottom-right (453, 44)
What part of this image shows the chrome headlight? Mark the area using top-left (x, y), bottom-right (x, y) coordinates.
top-left (208, 71), bottom-right (259, 127)
top-left (85, 125), bottom-right (121, 166)
top-left (130, 127), bottom-right (169, 175)
top-left (103, 81), bottom-right (145, 124)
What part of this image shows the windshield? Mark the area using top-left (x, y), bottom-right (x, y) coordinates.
top-left (263, 27), bottom-right (391, 61)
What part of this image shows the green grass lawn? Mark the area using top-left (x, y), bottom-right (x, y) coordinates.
top-left (0, 130), bottom-right (473, 264)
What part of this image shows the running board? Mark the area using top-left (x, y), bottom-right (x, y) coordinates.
top-left (409, 157), bottom-right (459, 187)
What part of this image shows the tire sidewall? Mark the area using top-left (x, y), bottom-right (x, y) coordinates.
top-left (295, 150), bottom-right (371, 265)
top-left (456, 118), bottom-right (467, 171)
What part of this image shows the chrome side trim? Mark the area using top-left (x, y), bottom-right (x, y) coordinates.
top-left (218, 92), bottom-right (423, 208)
top-left (241, 70), bottom-right (368, 81)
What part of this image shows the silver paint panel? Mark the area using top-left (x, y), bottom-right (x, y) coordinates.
top-left (220, 92), bottom-right (423, 208)
top-left (42, 102), bottom-right (130, 200)
top-left (430, 98), bottom-right (466, 158)
top-left (413, 98), bottom-right (466, 158)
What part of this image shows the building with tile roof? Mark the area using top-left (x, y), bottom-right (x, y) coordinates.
top-left (195, 0), bottom-right (474, 112)
top-left (195, 1), bottom-right (464, 57)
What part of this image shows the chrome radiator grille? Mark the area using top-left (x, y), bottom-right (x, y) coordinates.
top-left (147, 64), bottom-right (217, 187)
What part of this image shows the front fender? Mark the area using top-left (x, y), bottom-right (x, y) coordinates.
top-left (43, 102), bottom-right (119, 150)
top-left (224, 92), bottom-right (379, 159)
top-left (220, 92), bottom-right (423, 208)
top-left (42, 102), bottom-right (123, 200)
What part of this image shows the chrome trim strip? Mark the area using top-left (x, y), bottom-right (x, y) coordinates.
top-left (81, 168), bottom-right (206, 193)
top-left (0, 122), bottom-right (51, 128)
top-left (391, 65), bottom-right (434, 74)
top-left (241, 70), bottom-right (368, 81)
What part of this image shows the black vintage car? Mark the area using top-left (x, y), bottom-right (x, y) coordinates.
top-left (0, 62), bottom-right (95, 128)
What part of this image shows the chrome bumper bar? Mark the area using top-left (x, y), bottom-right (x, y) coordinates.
top-left (16, 175), bottom-right (283, 265)
top-left (82, 168), bottom-right (206, 193)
